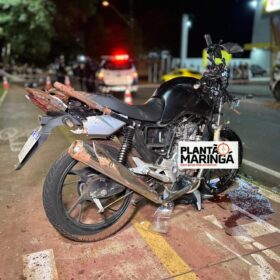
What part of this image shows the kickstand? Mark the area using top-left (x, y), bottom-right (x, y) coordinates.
top-left (193, 190), bottom-right (202, 211)
top-left (174, 190), bottom-right (203, 211)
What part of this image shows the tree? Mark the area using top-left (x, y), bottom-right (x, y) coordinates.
top-left (50, 0), bottom-right (98, 61)
top-left (0, 0), bottom-right (55, 64)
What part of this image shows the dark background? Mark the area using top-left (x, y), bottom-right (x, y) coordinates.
top-left (99, 0), bottom-right (255, 57)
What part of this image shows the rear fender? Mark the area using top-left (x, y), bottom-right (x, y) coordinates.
top-left (15, 114), bottom-right (79, 170)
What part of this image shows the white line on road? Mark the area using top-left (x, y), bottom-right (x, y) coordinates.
top-left (233, 204), bottom-right (280, 234)
top-left (249, 254), bottom-right (280, 280)
top-left (233, 221), bottom-right (277, 238)
top-left (203, 215), bottom-right (223, 229)
top-left (205, 232), bottom-right (253, 266)
top-left (0, 89), bottom-right (8, 107)
top-left (242, 159), bottom-right (280, 179)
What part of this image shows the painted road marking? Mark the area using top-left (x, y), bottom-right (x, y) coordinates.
top-left (23, 249), bottom-right (59, 280)
top-left (204, 212), bottom-right (280, 276)
top-left (203, 215), bottom-right (223, 229)
top-left (204, 211), bottom-right (280, 257)
top-left (0, 89), bottom-right (8, 107)
top-left (0, 127), bottom-right (31, 152)
top-left (249, 254), bottom-right (280, 280)
top-left (236, 221), bottom-right (278, 238)
top-left (253, 242), bottom-right (280, 263)
top-left (242, 159), bottom-right (280, 179)
top-left (134, 221), bottom-right (198, 280)
top-left (205, 232), bottom-right (253, 266)
top-left (206, 230), bottom-right (280, 280)
top-left (233, 204), bottom-right (280, 234)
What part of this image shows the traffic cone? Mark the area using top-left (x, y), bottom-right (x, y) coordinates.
top-left (124, 87), bottom-right (133, 105)
top-left (45, 76), bottom-right (51, 90)
top-left (65, 75), bottom-right (71, 87)
top-left (3, 76), bottom-right (9, 90)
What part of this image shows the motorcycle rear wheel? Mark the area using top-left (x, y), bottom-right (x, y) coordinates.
top-left (43, 151), bottom-right (136, 242)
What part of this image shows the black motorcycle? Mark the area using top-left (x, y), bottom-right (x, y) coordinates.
top-left (17, 34), bottom-right (243, 241)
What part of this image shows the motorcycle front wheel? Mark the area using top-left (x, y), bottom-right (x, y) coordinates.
top-left (43, 151), bottom-right (136, 242)
top-left (201, 128), bottom-right (243, 195)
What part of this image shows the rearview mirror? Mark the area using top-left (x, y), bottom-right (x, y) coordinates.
top-left (221, 42), bottom-right (244, 54)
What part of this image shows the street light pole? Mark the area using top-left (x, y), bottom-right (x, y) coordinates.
top-left (102, 0), bottom-right (135, 53)
top-left (180, 14), bottom-right (191, 68)
top-left (102, 1), bottom-right (132, 27)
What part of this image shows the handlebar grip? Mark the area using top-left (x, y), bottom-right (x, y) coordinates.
top-left (204, 34), bottom-right (212, 47)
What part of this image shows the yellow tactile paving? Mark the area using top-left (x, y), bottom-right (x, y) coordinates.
top-left (134, 221), bottom-right (199, 280)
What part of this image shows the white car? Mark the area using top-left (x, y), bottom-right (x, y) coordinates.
top-left (95, 54), bottom-right (138, 94)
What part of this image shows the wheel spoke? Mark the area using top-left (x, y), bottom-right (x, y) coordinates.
top-left (67, 194), bottom-right (85, 215)
top-left (107, 207), bottom-right (118, 212)
top-left (77, 202), bottom-right (83, 223)
top-left (63, 180), bottom-right (80, 187)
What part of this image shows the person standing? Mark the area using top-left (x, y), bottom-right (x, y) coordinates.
top-left (55, 55), bottom-right (66, 84)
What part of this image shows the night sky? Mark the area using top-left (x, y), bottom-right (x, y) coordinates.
top-left (100, 0), bottom-right (255, 57)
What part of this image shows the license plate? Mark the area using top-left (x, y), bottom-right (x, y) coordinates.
top-left (112, 86), bottom-right (126, 91)
top-left (18, 127), bottom-right (42, 163)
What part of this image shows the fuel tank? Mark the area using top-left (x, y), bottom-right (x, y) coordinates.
top-left (152, 77), bottom-right (212, 123)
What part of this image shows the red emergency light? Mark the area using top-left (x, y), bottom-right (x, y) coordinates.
top-left (114, 54), bottom-right (129, 61)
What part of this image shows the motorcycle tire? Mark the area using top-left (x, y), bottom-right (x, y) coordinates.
top-left (273, 82), bottom-right (280, 102)
top-left (201, 128), bottom-right (243, 195)
top-left (43, 151), bottom-right (136, 242)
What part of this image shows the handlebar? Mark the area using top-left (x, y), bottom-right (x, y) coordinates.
top-left (204, 34), bottom-right (212, 47)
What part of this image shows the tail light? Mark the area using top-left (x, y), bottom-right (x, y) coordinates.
top-left (97, 71), bottom-right (104, 80)
top-left (132, 71), bottom-right (138, 84)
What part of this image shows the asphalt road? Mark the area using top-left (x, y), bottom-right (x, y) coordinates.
top-left (133, 83), bottom-right (280, 187)
top-left (0, 84), bottom-right (279, 279)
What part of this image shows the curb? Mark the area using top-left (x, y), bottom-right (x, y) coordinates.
top-left (240, 159), bottom-right (280, 190)
top-left (138, 83), bottom-right (160, 88)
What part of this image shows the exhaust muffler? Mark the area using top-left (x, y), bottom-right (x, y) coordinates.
top-left (68, 140), bottom-right (163, 204)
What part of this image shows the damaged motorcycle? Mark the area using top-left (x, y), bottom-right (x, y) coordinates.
top-left (17, 35), bottom-right (243, 241)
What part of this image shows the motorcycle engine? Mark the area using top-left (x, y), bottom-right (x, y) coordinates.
top-left (175, 120), bottom-right (199, 141)
top-left (145, 117), bottom-right (201, 157)
top-left (169, 119), bottom-right (201, 165)
top-left (142, 118), bottom-right (203, 188)
top-left (172, 118), bottom-right (204, 178)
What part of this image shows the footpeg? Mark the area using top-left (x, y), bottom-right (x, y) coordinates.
top-left (175, 190), bottom-right (203, 211)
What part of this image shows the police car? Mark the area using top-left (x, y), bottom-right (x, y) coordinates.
top-left (95, 54), bottom-right (138, 94)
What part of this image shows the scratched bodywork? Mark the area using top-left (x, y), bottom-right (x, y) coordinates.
top-left (53, 82), bottom-right (111, 114)
top-left (48, 88), bottom-right (69, 103)
top-left (25, 83), bottom-right (112, 115)
top-left (25, 88), bottom-right (67, 113)
top-left (68, 140), bottom-right (163, 204)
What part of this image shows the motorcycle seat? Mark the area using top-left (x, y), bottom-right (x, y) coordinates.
top-left (52, 82), bottom-right (163, 122)
top-left (91, 94), bottom-right (164, 122)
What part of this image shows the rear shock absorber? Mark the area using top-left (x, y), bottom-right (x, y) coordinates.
top-left (117, 126), bottom-right (135, 165)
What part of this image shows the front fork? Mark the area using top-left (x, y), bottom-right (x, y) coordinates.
top-left (213, 97), bottom-right (223, 141)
